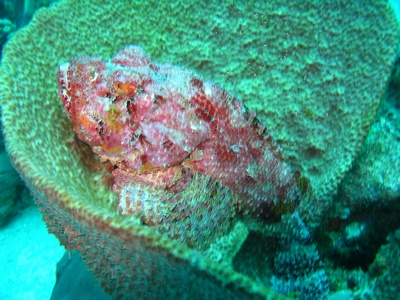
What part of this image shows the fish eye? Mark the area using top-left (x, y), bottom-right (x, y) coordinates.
top-left (89, 71), bottom-right (98, 82)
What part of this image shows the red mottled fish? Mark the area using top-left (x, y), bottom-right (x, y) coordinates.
top-left (58, 45), bottom-right (304, 249)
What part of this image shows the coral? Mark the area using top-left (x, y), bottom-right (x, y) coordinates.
top-left (353, 229), bottom-right (400, 299)
top-left (204, 221), bottom-right (249, 268)
top-left (242, 1), bottom-right (399, 205)
top-left (368, 230), bottom-right (400, 298)
top-left (252, 211), bottom-right (330, 299)
top-left (264, 211), bottom-right (311, 243)
top-left (233, 209), bottom-right (329, 298)
top-left (6, 0), bottom-right (396, 205)
top-left (0, 0), bottom-right (56, 55)
top-left (336, 60), bottom-right (400, 213)
top-left (0, 0), bottom-right (398, 298)
top-left (37, 192), bottom-right (283, 299)
top-left (325, 268), bottom-right (369, 297)
top-left (328, 220), bottom-right (376, 271)
top-left (320, 202), bottom-right (400, 279)
top-left (214, 1), bottom-right (399, 205)
top-left (271, 243), bottom-right (329, 299)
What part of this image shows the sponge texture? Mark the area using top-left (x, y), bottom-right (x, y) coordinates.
top-left (0, 0), bottom-right (398, 297)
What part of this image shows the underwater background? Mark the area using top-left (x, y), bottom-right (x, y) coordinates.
top-left (0, 0), bottom-right (400, 299)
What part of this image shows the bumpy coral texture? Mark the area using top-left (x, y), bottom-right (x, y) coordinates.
top-left (58, 45), bottom-right (302, 249)
top-left (271, 243), bottom-right (329, 299)
top-left (1, 0), bottom-right (399, 298)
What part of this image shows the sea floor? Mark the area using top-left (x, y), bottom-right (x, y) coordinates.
top-left (0, 205), bottom-right (65, 300)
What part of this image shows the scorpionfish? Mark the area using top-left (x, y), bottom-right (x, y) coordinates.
top-left (58, 45), bottom-right (304, 250)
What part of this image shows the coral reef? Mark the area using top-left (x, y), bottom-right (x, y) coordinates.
top-left (352, 229), bottom-right (400, 299)
top-left (2, 0), bottom-right (395, 207)
top-left (219, 1), bottom-right (399, 205)
top-left (323, 59), bottom-right (400, 280)
top-left (367, 229), bottom-right (400, 299)
top-left (231, 210), bottom-right (331, 299)
top-left (336, 82), bottom-right (400, 211)
top-left (0, 0), bottom-right (399, 298)
top-left (271, 244), bottom-right (329, 299)
top-left (264, 212), bottom-right (330, 299)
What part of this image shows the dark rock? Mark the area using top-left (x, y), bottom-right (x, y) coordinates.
top-left (51, 251), bottom-right (111, 300)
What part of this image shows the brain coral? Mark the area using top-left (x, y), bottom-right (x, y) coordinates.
top-left (0, 0), bottom-right (398, 298)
